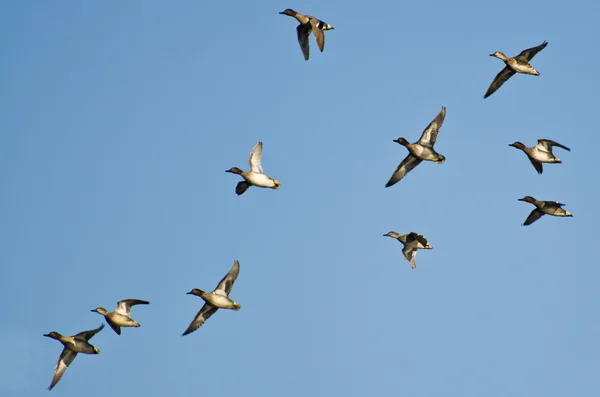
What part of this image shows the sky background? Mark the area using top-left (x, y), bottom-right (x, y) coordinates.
top-left (1, 1), bottom-right (599, 396)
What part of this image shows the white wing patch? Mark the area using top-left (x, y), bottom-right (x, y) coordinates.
top-left (248, 142), bottom-right (264, 173)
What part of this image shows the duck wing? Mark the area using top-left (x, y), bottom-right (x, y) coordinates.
top-left (309, 19), bottom-right (325, 52)
top-left (48, 348), bottom-right (77, 390)
top-left (385, 154), bottom-right (422, 187)
top-left (115, 299), bottom-right (150, 316)
top-left (74, 323), bottom-right (104, 341)
top-left (214, 260), bottom-right (240, 295)
top-left (408, 232), bottom-right (432, 249)
top-left (544, 200), bottom-right (566, 207)
top-left (523, 209), bottom-right (545, 226)
top-left (248, 141), bottom-right (264, 173)
top-left (182, 303), bottom-right (218, 336)
top-left (528, 157), bottom-right (544, 174)
top-left (484, 66), bottom-right (516, 98)
top-left (418, 106), bottom-right (446, 147)
top-left (537, 139), bottom-right (570, 152)
top-left (296, 24), bottom-right (310, 60)
top-left (516, 41), bottom-right (548, 62)
top-left (235, 181), bottom-right (250, 195)
top-left (402, 245), bottom-right (418, 269)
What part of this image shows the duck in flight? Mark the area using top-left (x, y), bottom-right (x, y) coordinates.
top-left (182, 260), bottom-right (241, 336)
top-left (385, 106), bottom-right (447, 187)
top-left (484, 41), bottom-right (548, 98)
top-left (43, 324), bottom-right (104, 390)
top-left (279, 9), bottom-right (334, 61)
top-left (509, 139), bottom-right (570, 174)
top-left (383, 232), bottom-right (434, 269)
top-left (91, 299), bottom-right (150, 335)
top-left (518, 196), bottom-right (573, 226)
top-left (226, 142), bottom-right (281, 195)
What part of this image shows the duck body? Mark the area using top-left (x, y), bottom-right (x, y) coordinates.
top-left (279, 9), bottom-right (334, 60)
top-left (227, 168), bottom-right (279, 188)
top-left (398, 140), bottom-right (445, 163)
top-left (46, 334), bottom-right (100, 355)
top-left (193, 289), bottom-right (241, 310)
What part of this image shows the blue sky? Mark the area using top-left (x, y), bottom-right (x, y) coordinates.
top-left (1, 1), bottom-right (599, 396)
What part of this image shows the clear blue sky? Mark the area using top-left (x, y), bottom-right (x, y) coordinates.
top-left (1, 1), bottom-right (599, 396)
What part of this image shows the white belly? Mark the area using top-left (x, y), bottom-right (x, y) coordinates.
top-left (246, 172), bottom-right (275, 188)
top-left (206, 294), bottom-right (234, 308)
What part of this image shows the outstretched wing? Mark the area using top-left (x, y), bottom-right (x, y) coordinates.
top-left (48, 348), bottom-right (77, 390)
top-left (418, 107), bottom-right (446, 147)
top-left (182, 304), bottom-right (219, 336)
top-left (385, 155), bottom-right (422, 187)
top-left (484, 66), bottom-right (516, 98)
top-left (528, 157), bottom-right (544, 174)
top-left (115, 299), bottom-right (150, 316)
top-left (537, 139), bottom-right (570, 152)
top-left (516, 41), bottom-right (548, 62)
top-left (402, 246), bottom-right (418, 269)
top-left (310, 19), bottom-right (325, 52)
top-left (248, 142), bottom-right (264, 173)
top-left (523, 209), bottom-right (545, 226)
top-left (215, 260), bottom-right (240, 295)
top-left (235, 181), bottom-right (250, 195)
top-left (296, 24), bottom-right (310, 60)
top-left (74, 323), bottom-right (104, 341)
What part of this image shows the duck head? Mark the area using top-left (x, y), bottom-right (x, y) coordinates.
top-left (383, 231), bottom-right (400, 239)
top-left (91, 307), bottom-right (109, 316)
top-left (489, 51), bottom-right (507, 60)
top-left (279, 9), bottom-right (296, 16)
top-left (272, 179), bottom-right (282, 189)
top-left (187, 288), bottom-right (206, 297)
top-left (509, 141), bottom-right (527, 150)
top-left (43, 331), bottom-right (63, 340)
top-left (225, 167), bottom-right (244, 175)
top-left (518, 196), bottom-right (536, 204)
top-left (393, 137), bottom-right (410, 146)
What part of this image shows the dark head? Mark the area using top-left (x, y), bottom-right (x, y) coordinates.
top-left (489, 51), bottom-right (505, 58)
top-left (90, 307), bottom-right (108, 315)
top-left (509, 141), bottom-right (526, 150)
top-left (279, 9), bottom-right (296, 16)
top-left (43, 331), bottom-right (62, 340)
top-left (518, 196), bottom-right (536, 204)
top-left (187, 288), bottom-right (205, 297)
top-left (225, 167), bottom-right (244, 175)
top-left (393, 137), bottom-right (410, 146)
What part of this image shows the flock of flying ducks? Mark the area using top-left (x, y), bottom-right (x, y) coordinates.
top-left (43, 8), bottom-right (573, 391)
